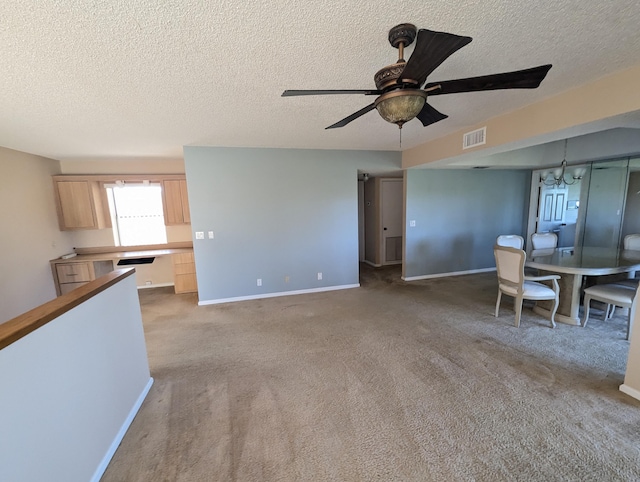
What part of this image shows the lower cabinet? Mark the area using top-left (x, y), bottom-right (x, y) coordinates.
top-left (52, 260), bottom-right (114, 296)
top-left (172, 252), bottom-right (198, 294)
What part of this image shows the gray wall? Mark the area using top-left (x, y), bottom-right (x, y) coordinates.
top-left (184, 146), bottom-right (400, 303)
top-left (404, 169), bottom-right (530, 278)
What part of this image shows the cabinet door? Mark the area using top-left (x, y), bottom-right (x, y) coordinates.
top-left (56, 262), bottom-right (92, 283)
top-left (59, 282), bottom-right (88, 295)
top-left (179, 179), bottom-right (190, 224)
top-left (53, 179), bottom-right (108, 230)
top-left (163, 179), bottom-right (191, 225)
top-left (55, 181), bottom-right (97, 229)
top-left (172, 251), bottom-right (197, 293)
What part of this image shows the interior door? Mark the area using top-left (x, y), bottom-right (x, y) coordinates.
top-left (536, 183), bottom-right (568, 235)
top-left (381, 179), bottom-right (403, 264)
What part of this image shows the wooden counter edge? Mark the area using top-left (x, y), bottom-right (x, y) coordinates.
top-left (0, 268), bottom-right (136, 351)
top-left (74, 241), bottom-right (192, 255)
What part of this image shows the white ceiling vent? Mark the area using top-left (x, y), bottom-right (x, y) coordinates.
top-left (463, 127), bottom-right (486, 149)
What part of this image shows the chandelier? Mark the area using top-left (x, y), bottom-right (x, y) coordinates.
top-left (540, 139), bottom-right (584, 186)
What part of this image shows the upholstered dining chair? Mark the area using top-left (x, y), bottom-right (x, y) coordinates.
top-left (496, 234), bottom-right (525, 249)
top-left (624, 234), bottom-right (640, 250)
top-left (582, 282), bottom-right (639, 340)
top-left (494, 245), bottom-right (561, 328)
top-left (531, 232), bottom-right (558, 250)
top-left (621, 234), bottom-right (640, 284)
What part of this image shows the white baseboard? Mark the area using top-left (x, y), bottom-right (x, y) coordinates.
top-left (403, 267), bottom-right (496, 282)
top-left (362, 260), bottom-right (382, 268)
top-left (619, 383), bottom-right (640, 401)
top-left (90, 377), bottom-right (154, 482)
top-left (137, 282), bottom-right (174, 290)
top-left (198, 284), bottom-right (360, 306)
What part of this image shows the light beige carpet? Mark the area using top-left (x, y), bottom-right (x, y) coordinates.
top-left (102, 265), bottom-right (640, 481)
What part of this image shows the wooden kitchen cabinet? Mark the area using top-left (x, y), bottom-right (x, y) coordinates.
top-left (51, 260), bottom-right (114, 296)
top-left (172, 251), bottom-right (197, 293)
top-left (163, 179), bottom-right (191, 225)
top-left (52, 178), bottom-right (109, 230)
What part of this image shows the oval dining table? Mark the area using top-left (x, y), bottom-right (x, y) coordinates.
top-left (525, 247), bottom-right (640, 325)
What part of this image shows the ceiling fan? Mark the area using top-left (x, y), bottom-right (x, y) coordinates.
top-left (282, 23), bottom-right (552, 130)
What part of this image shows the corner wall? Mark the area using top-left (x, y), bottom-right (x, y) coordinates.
top-left (0, 147), bottom-right (74, 322)
top-left (184, 147), bottom-right (400, 303)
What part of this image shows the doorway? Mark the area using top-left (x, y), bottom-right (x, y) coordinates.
top-left (359, 174), bottom-right (403, 267)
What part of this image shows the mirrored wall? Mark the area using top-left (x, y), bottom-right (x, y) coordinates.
top-left (531, 157), bottom-right (640, 249)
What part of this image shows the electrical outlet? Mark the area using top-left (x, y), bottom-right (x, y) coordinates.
top-left (208, 231), bottom-right (214, 239)
top-left (195, 231), bottom-right (204, 239)
top-left (409, 220), bottom-right (416, 227)
top-left (284, 276), bottom-right (290, 283)
top-left (145, 280), bottom-right (152, 286)
top-left (257, 278), bottom-right (262, 287)
top-left (317, 272), bottom-right (322, 280)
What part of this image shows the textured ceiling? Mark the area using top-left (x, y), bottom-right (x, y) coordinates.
top-left (1, 1), bottom-right (640, 161)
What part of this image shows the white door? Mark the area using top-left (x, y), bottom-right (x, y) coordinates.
top-left (381, 179), bottom-right (403, 264)
top-left (537, 184), bottom-right (568, 234)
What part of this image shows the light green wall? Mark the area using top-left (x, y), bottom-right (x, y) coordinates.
top-left (404, 169), bottom-right (531, 278)
top-left (184, 146), bottom-right (400, 302)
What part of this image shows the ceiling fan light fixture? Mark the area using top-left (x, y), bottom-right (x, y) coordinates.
top-left (374, 90), bottom-right (427, 128)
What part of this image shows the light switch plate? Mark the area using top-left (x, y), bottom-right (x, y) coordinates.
top-left (195, 231), bottom-right (204, 239)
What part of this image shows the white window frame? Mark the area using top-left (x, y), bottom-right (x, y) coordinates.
top-left (104, 181), bottom-right (168, 247)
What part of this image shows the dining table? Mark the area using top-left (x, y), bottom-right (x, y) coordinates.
top-left (525, 246), bottom-right (640, 325)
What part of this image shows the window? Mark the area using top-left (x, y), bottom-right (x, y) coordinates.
top-left (105, 182), bottom-right (168, 246)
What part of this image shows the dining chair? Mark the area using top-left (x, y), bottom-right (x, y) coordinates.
top-left (624, 234), bottom-right (640, 250)
top-left (620, 234), bottom-right (640, 283)
top-left (496, 234), bottom-right (525, 249)
top-left (582, 282), bottom-right (639, 340)
top-left (494, 245), bottom-right (561, 328)
top-left (531, 232), bottom-right (558, 250)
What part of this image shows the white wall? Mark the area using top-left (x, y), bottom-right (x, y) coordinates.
top-left (0, 147), bottom-right (74, 322)
top-left (0, 272), bottom-right (152, 482)
top-left (621, 301), bottom-right (640, 402)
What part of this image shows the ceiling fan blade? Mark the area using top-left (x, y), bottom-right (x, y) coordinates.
top-left (416, 103), bottom-right (448, 127)
top-left (326, 103), bottom-right (376, 129)
top-left (424, 64), bottom-right (552, 95)
top-left (282, 89), bottom-right (381, 97)
top-left (400, 29), bottom-right (472, 86)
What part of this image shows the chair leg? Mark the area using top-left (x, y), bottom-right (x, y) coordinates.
top-left (548, 296), bottom-right (558, 328)
top-left (606, 305), bottom-right (615, 320)
top-left (514, 295), bottom-right (523, 327)
top-left (582, 295), bottom-right (591, 327)
top-left (626, 303), bottom-right (636, 341)
top-left (495, 290), bottom-right (502, 318)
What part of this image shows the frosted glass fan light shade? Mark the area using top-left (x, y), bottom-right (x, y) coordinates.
top-left (374, 90), bottom-right (427, 127)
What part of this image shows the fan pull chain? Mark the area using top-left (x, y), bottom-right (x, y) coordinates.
top-left (399, 127), bottom-right (402, 149)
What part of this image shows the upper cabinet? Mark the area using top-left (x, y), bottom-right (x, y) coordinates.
top-left (52, 174), bottom-right (191, 231)
top-left (162, 179), bottom-right (191, 225)
top-left (53, 177), bottom-right (109, 230)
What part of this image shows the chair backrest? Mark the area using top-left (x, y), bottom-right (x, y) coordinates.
top-left (624, 234), bottom-right (640, 250)
top-left (531, 232), bottom-right (558, 250)
top-left (494, 245), bottom-right (525, 287)
top-left (496, 234), bottom-right (525, 250)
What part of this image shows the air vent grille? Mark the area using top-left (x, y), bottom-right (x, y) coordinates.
top-left (463, 127), bottom-right (486, 149)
